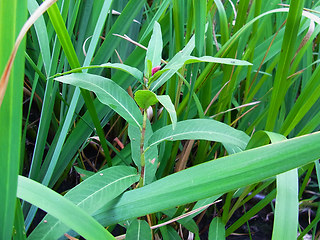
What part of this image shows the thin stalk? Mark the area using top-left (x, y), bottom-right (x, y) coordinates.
top-left (139, 110), bottom-right (148, 187)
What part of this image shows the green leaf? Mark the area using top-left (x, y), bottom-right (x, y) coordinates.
top-left (53, 63), bottom-right (144, 83)
top-left (92, 131), bottom-right (320, 227)
top-left (0, 0), bottom-right (27, 239)
top-left (148, 119), bottom-right (249, 150)
top-left (246, 131), bottom-right (299, 240)
top-left (12, 200), bottom-right (26, 240)
top-left (16, 176), bottom-right (116, 240)
top-left (134, 90), bottom-right (159, 109)
top-left (28, 166), bottom-right (139, 239)
top-left (55, 73), bottom-right (143, 128)
top-left (156, 95), bottom-right (177, 130)
top-left (184, 56), bottom-right (253, 66)
top-left (272, 169), bottom-right (298, 240)
top-left (208, 217), bottom-right (226, 240)
top-left (126, 219), bottom-right (152, 240)
top-left (74, 166), bottom-right (95, 181)
top-left (145, 21), bottom-right (163, 75)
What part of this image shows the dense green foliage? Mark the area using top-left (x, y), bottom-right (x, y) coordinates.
top-left (2, 0), bottom-right (320, 239)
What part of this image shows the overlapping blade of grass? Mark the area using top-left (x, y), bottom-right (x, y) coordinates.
top-left (265, 0), bottom-right (305, 131)
top-left (17, 176), bottom-right (116, 240)
top-left (41, 0), bottom-right (114, 185)
top-left (0, 0), bottom-right (26, 239)
top-left (25, 0), bottom-right (114, 227)
top-left (27, 0), bottom-right (51, 76)
top-left (93, 131), bottom-right (320, 226)
top-left (248, 131), bottom-right (298, 239)
top-left (177, 8), bottom-right (293, 116)
top-left (91, 0), bottom-right (145, 67)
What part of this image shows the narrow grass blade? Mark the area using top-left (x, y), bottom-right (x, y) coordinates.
top-left (156, 95), bottom-right (177, 130)
top-left (27, 0), bottom-right (51, 76)
top-left (145, 21), bottom-right (163, 77)
top-left (272, 169), bottom-right (298, 240)
top-left (0, 0), bottom-right (27, 239)
top-left (12, 200), bottom-right (26, 240)
top-left (208, 217), bottom-right (225, 240)
top-left (92, 0), bottom-right (145, 66)
top-left (55, 73), bottom-right (143, 128)
top-left (28, 166), bottom-right (139, 240)
top-left (17, 176), bottom-right (116, 240)
top-left (248, 131), bottom-right (299, 240)
top-left (266, 0), bottom-right (305, 131)
top-left (193, 0), bottom-right (206, 56)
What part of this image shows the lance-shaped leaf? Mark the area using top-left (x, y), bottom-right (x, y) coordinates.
top-left (147, 119), bottom-right (249, 150)
top-left (149, 36), bottom-right (252, 92)
top-left (209, 217), bottom-right (225, 240)
top-left (54, 63), bottom-right (144, 83)
top-left (28, 166), bottom-right (139, 239)
top-left (16, 176), bottom-right (116, 240)
top-left (184, 56), bottom-right (252, 66)
top-left (126, 219), bottom-right (152, 240)
top-left (156, 95), bottom-right (177, 130)
top-left (145, 21), bottom-right (163, 77)
top-left (55, 73), bottom-right (142, 128)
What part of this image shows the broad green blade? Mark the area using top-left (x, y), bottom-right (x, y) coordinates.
top-left (0, 0), bottom-right (27, 239)
top-left (29, 166), bottom-right (139, 240)
top-left (126, 219), bottom-right (152, 240)
top-left (208, 217), bottom-right (225, 240)
top-left (55, 73), bottom-right (143, 128)
top-left (93, 131), bottom-right (320, 226)
top-left (148, 119), bottom-right (250, 150)
top-left (17, 176), bottom-right (116, 240)
top-left (156, 95), bottom-right (177, 130)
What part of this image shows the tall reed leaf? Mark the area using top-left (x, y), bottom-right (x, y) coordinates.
top-left (0, 1), bottom-right (27, 238)
top-left (16, 176), bottom-right (116, 240)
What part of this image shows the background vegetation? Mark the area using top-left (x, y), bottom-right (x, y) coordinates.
top-left (2, 0), bottom-right (320, 239)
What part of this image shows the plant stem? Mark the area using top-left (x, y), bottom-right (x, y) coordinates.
top-left (139, 110), bottom-right (148, 187)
